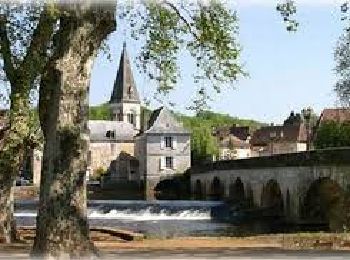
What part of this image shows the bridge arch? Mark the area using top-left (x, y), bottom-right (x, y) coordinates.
top-left (210, 176), bottom-right (224, 200)
top-left (302, 177), bottom-right (345, 231)
top-left (229, 177), bottom-right (245, 204)
top-left (261, 179), bottom-right (284, 215)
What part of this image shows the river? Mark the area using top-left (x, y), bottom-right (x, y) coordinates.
top-left (15, 200), bottom-right (244, 238)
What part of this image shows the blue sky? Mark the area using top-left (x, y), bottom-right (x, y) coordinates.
top-left (90, 1), bottom-right (345, 124)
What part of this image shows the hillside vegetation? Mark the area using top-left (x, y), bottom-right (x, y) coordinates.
top-left (177, 111), bottom-right (263, 163)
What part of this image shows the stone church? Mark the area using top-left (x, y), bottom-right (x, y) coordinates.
top-left (87, 44), bottom-right (191, 199)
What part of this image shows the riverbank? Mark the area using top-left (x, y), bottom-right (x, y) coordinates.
top-left (98, 233), bottom-right (350, 252)
top-left (2, 229), bottom-right (350, 258)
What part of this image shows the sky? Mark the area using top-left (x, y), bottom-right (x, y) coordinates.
top-left (89, 1), bottom-right (346, 124)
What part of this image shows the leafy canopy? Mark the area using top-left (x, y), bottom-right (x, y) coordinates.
top-left (119, 0), bottom-right (244, 110)
top-left (314, 121), bottom-right (350, 149)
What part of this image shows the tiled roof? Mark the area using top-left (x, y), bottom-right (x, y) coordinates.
top-left (215, 125), bottom-right (251, 141)
top-left (219, 135), bottom-right (250, 149)
top-left (319, 108), bottom-right (350, 124)
top-left (251, 124), bottom-right (307, 146)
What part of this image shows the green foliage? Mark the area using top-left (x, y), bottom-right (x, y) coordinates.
top-left (91, 167), bottom-right (108, 181)
top-left (314, 121), bottom-right (350, 149)
top-left (120, 0), bottom-right (244, 110)
top-left (191, 124), bottom-right (218, 163)
top-left (194, 110), bottom-right (263, 130)
top-left (89, 103), bottom-right (112, 120)
top-left (179, 110), bottom-right (263, 164)
top-left (335, 28), bottom-right (350, 107)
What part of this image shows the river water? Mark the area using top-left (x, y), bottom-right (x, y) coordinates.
top-left (15, 200), bottom-right (249, 238)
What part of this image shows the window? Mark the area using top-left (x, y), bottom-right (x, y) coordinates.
top-left (117, 113), bottom-right (123, 121)
top-left (106, 130), bottom-right (115, 139)
top-left (165, 156), bottom-right (173, 169)
top-left (165, 136), bottom-right (172, 148)
top-left (127, 85), bottom-right (133, 99)
top-left (127, 113), bottom-right (135, 126)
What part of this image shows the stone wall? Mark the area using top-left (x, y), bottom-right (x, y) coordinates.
top-left (89, 140), bottom-right (134, 175)
top-left (192, 148), bottom-right (350, 172)
top-left (142, 134), bottom-right (191, 200)
top-left (191, 148), bottom-right (350, 220)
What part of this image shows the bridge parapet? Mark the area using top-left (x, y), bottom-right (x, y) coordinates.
top-left (191, 148), bottom-right (350, 223)
top-left (191, 148), bottom-right (350, 173)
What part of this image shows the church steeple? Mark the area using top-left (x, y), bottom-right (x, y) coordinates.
top-left (110, 42), bottom-right (140, 104)
top-left (110, 43), bottom-right (141, 132)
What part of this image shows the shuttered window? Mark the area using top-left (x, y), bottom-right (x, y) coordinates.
top-left (160, 156), bottom-right (165, 170)
top-left (165, 136), bottom-right (172, 148)
top-left (172, 136), bottom-right (177, 149)
top-left (165, 156), bottom-right (173, 169)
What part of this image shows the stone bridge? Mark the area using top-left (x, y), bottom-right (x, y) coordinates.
top-left (190, 148), bottom-right (350, 221)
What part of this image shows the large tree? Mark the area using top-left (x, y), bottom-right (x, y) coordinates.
top-left (0, 3), bottom-right (57, 243)
top-left (32, 3), bottom-right (116, 257)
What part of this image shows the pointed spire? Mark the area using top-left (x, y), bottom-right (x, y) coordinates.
top-left (110, 43), bottom-right (140, 104)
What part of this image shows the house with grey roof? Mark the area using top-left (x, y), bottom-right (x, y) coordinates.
top-left (87, 44), bottom-right (191, 198)
top-left (135, 107), bottom-right (191, 199)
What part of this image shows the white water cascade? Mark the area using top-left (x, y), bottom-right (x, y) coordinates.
top-left (88, 208), bottom-right (211, 221)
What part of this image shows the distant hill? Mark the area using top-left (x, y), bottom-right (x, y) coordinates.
top-left (89, 103), bottom-right (112, 120)
top-left (177, 110), bottom-right (264, 131)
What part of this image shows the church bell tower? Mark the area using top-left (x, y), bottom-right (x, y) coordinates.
top-left (109, 43), bottom-right (141, 132)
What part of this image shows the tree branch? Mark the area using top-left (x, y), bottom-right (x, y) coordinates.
top-left (162, 1), bottom-right (199, 40)
top-left (0, 14), bottom-right (16, 84)
top-left (20, 4), bottom-right (58, 86)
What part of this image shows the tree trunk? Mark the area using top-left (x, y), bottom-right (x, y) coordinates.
top-left (0, 85), bottom-right (31, 243)
top-left (0, 3), bottom-right (58, 243)
top-left (0, 174), bottom-right (17, 243)
top-left (33, 4), bottom-right (115, 258)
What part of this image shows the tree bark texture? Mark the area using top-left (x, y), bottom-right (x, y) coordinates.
top-left (33, 3), bottom-right (116, 258)
top-left (0, 6), bottom-right (57, 243)
top-left (0, 84), bottom-right (31, 243)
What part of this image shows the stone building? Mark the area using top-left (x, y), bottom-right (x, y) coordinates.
top-left (250, 123), bottom-right (307, 156)
top-left (87, 44), bottom-right (191, 198)
top-left (317, 108), bottom-right (350, 126)
top-left (214, 125), bottom-right (251, 160)
top-left (217, 135), bottom-right (251, 160)
top-left (88, 120), bottom-right (136, 181)
top-left (135, 107), bottom-right (191, 199)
